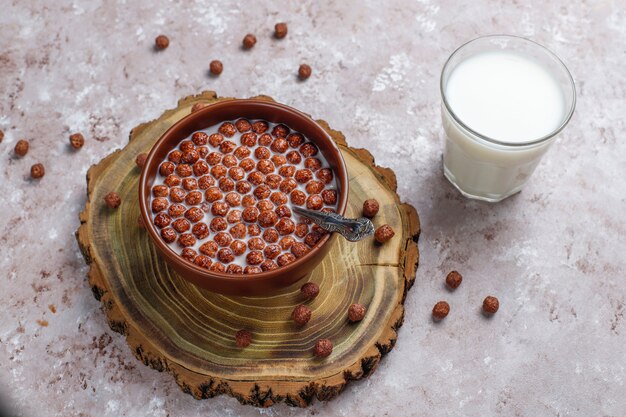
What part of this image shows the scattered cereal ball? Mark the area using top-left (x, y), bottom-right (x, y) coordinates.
top-left (0, 129), bottom-right (3, 143)
top-left (235, 329), bottom-right (252, 348)
top-left (482, 296), bottom-right (499, 314)
top-left (300, 282), bottom-right (319, 300)
top-left (155, 35), bottom-right (169, 50)
top-left (274, 22), bottom-right (288, 39)
top-left (348, 303), bottom-right (366, 322)
top-left (313, 338), bottom-right (332, 358)
top-left (374, 224), bottom-right (395, 244)
top-left (104, 192), bottom-right (121, 209)
top-left (30, 163), bottom-right (45, 179)
top-left (432, 301), bottom-right (450, 320)
top-left (446, 271), bottom-right (463, 289)
top-left (362, 199), bottom-right (379, 218)
top-left (69, 133), bottom-right (85, 150)
top-left (14, 139), bottom-right (29, 157)
top-left (191, 102), bottom-right (206, 113)
top-left (292, 304), bottom-right (312, 326)
top-left (298, 64), bottom-right (312, 80)
top-left (135, 153), bottom-right (147, 168)
top-left (209, 60), bottom-right (223, 76)
top-left (242, 33), bottom-right (257, 49)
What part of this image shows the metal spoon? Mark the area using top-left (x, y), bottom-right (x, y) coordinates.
top-left (293, 206), bottom-right (375, 242)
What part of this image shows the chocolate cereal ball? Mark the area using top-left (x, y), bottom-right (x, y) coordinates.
top-left (69, 133), bottom-right (85, 150)
top-left (30, 163), bottom-right (45, 179)
top-left (298, 64), bottom-right (312, 81)
top-left (348, 303), bottom-right (366, 322)
top-left (292, 304), bottom-right (312, 326)
top-left (235, 329), bottom-right (252, 348)
top-left (274, 22), bottom-right (288, 39)
top-left (209, 60), bottom-right (223, 76)
top-left (155, 35), bottom-right (169, 49)
top-left (362, 199), bottom-right (379, 218)
top-left (242, 33), bottom-right (257, 49)
top-left (446, 271), bottom-right (463, 289)
top-left (313, 338), bottom-right (332, 358)
top-left (104, 192), bottom-right (121, 209)
top-left (432, 301), bottom-right (450, 320)
top-left (14, 139), bottom-right (29, 157)
top-left (482, 296), bottom-right (499, 314)
top-left (300, 282), bottom-right (319, 300)
top-left (374, 224), bottom-right (395, 244)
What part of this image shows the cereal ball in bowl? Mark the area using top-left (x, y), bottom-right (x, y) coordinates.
top-left (139, 99), bottom-right (348, 295)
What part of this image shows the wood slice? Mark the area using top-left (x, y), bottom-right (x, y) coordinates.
top-left (76, 91), bottom-right (420, 407)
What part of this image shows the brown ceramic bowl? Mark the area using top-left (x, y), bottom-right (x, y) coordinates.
top-left (139, 99), bottom-right (348, 296)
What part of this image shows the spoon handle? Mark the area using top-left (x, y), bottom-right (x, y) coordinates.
top-left (293, 207), bottom-right (375, 242)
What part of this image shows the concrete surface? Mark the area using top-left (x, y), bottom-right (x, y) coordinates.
top-left (1, 0), bottom-right (625, 416)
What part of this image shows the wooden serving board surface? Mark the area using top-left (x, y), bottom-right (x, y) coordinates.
top-left (76, 91), bottom-right (420, 407)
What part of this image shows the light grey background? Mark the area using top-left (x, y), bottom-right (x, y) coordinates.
top-left (1, 0), bottom-right (624, 416)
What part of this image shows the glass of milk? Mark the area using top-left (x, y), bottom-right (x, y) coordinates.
top-left (440, 35), bottom-right (576, 202)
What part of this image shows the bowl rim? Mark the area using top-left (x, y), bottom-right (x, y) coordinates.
top-left (138, 98), bottom-right (349, 285)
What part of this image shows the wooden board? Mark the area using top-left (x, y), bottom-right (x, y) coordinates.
top-left (76, 91), bottom-right (420, 407)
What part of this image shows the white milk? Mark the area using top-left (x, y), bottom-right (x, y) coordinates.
top-left (441, 39), bottom-right (575, 202)
top-left (446, 52), bottom-right (565, 143)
